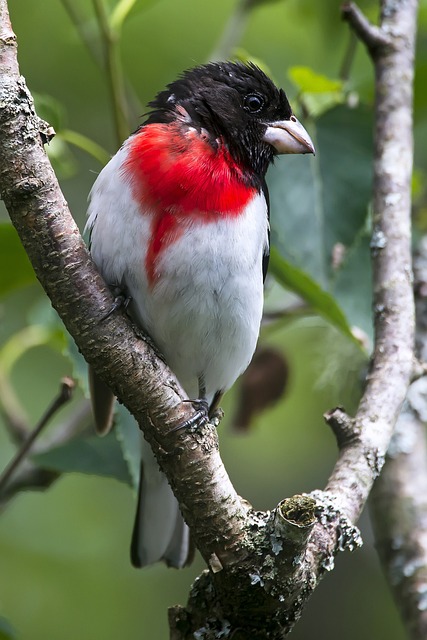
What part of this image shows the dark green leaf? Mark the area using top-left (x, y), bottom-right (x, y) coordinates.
top-left (0, 224), bottom-right (36, 297)
top-left (0, 617), bottom-right (17, 640)
top-left (32, 432), bottom-right (132, 485)
top-left (269, 248), bottom-right (355, 341)
top-left (332, 233), bottom-right (373, 343)
top-left (269, 104), bottom-right (374, 335)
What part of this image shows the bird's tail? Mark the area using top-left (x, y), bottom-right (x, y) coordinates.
top-left (130, 438), bottom-right (194, 569)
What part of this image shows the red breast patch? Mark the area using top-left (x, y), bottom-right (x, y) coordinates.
top-left (122, 122), bottom-right (256, 285)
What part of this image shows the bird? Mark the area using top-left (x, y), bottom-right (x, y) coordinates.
top-left (86, 61), bottom-right (315, 569)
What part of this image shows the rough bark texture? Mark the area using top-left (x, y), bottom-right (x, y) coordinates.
top-left (0, 0), bottom-right (418, 637)
top-left (370, 238), bottom-right (427, 640)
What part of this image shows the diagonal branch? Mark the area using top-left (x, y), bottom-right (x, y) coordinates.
top-left (0, 377), bottom-right (74, 492)
top-left (342, 2), bottom-right (392, 53)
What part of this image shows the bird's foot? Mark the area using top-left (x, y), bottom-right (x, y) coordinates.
top-left (169, 398), bottom-right (210, 433)
top-left (100, 285), bottom-right (132, 321)
top-left (208, 407), bottom-right (224, 428)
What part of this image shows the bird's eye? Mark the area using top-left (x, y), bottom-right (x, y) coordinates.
top-left (243, 93), bottom-right (264, 113)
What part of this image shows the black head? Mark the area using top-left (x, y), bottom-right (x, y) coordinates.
top-left (145, 61), bottom-right (314, 179)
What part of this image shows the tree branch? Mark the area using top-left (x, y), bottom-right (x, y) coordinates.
top-left (0, 377), bottom-right (74, 492)
top-left (0, 0), bottom-right (417, 637)
top-left (369, 238), bottom-right (427, 640)
top-left (0, 399), bottom-right (92, 508)
top-left (341, 2), bottom-right (392, 54)
top-left (325, 0), bottom-right (416, 522)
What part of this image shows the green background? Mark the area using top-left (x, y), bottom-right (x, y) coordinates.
top-left (2, 0), bottom-right (425, 637)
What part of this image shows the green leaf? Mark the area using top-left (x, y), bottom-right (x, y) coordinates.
top-left (45, 136), bottom-right (78, 180)
top-left (32, 431), bottom-right (132, 485)
top-left (289, 66), bottom-right (343, 94)
top-left (59, 129), bottom-right (110, 166)
top-left (0, 224), bottom-right (36, 297)
top-left (0, 325), bottom-right (66, 375)
top-left (110, 0), bottom-right (159, 30)
top-left (288, 66), bottom-right (346, 118)
top-left (269, 104), bottom-right (374, 335)
top-left (269, 248), bottom-right (355, 341)
top-left (332, 232), bottom-right (373, 343)
top-left (33, 93), bottom-right (66, 132)
top-left (0, 617), bottom-right (17, 640)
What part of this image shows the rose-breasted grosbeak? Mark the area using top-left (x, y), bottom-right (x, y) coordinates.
top-left (86, 61), bottom-right (314, 569)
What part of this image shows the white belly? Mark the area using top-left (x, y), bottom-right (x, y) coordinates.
top-left (137, 198), bottom-right (267, 400)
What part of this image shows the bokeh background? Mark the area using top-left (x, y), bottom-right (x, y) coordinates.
top-left (2, 0), bottom-right (427, 638)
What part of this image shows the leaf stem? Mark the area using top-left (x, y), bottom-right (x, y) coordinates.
top-left (339, 30), bottom-right (358, 82)
top-left (60, 129), bottom-right (111, 166)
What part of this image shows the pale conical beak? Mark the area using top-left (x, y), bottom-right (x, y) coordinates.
top-left (263, 116), bottom-right (315, 155)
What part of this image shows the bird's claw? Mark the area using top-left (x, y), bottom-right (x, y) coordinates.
top-left (100, 286), bottom-right (132, 321)
top-left (169, 398), bottom-right (209, 433)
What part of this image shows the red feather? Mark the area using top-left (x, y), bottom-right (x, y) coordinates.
top-left (123, 123), bottom-right (256, 284)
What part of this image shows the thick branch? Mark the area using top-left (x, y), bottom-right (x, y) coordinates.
top-left (0, 0), bottom-right (250, 573)
top-left (326, 0), bottom-right (416, 522)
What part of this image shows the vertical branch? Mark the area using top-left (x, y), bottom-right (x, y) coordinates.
top-left (369, 237), bottom-right (427, 640)
top-left (326, 1), bottom-right (417, 522)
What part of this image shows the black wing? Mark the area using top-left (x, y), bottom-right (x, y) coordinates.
top-left (261, 178), bottom-right (270, 283)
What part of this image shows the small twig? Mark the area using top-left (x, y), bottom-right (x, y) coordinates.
top-left (341, 2), bottom-right (392, 55)
top-left (60, 0), bottom-right (142, 127)
top-left (323, 407), bottom-right (357, 448)
top-left (339, 30), bottom-right (358, 81)
top-left (60, 0), bottom-right (102, 64)
top-left (209, 0), bottom-right (253, 61)
top-left (0, 399), bottom-right (92, 508)
top-left (261, 300), bottom-right (311, 325)
top-left (92, 0), bottom-right (130, 145)
top-left (0, 377), bottom-right (74, 492)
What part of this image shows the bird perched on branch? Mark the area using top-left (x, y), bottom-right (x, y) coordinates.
top-left (86, 61), bottom-right (314, 569)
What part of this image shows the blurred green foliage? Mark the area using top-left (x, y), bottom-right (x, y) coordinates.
top-left (2, 0), bottom-right (426, 638)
